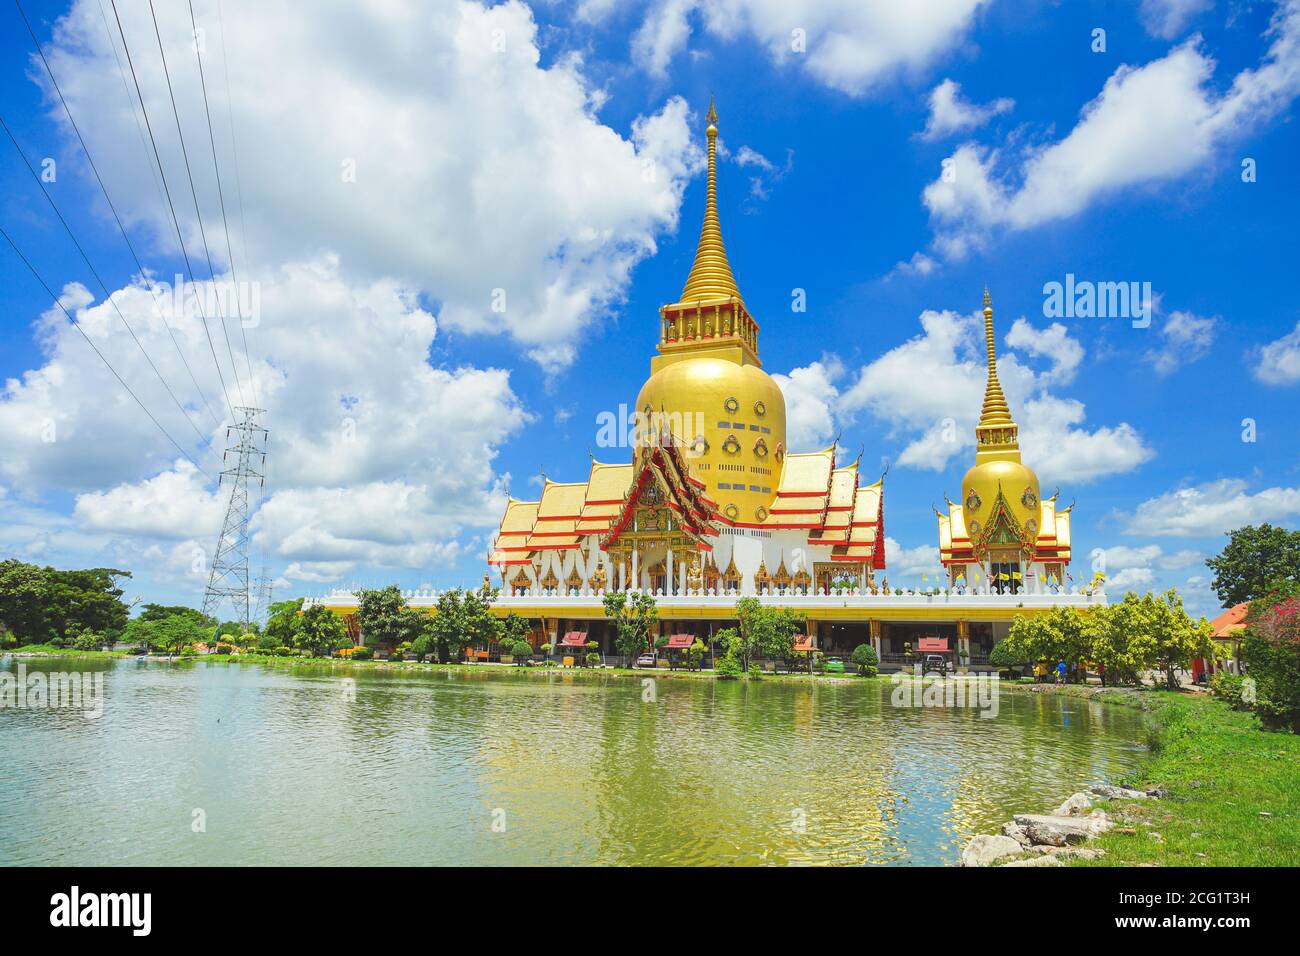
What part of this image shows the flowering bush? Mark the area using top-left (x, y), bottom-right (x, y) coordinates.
top-left (1244, 587), bottom-right (1300, 729)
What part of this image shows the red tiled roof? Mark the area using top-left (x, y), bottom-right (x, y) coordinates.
top-left (1210, 603), bottom-right (1249, 638)
top-left (560, 631), bottom-right (589, 647)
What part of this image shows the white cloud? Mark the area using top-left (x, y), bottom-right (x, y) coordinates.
top-left (43, 0), bottom-right (698, 371)
top-left (1123, 478), bottom-right (1300, 537)
top-left (631, 0), bottom-right (696, 78)
top-left (1146, 309), bottom-right (1217, 375)
top-left (1141, 0), bottom-right (1214, 40)
top-left (733, 144), bottom-right (793, 201)
top-left (922, 2), bottom-right (1300, 255)
top-left (883, 537), bottom-right (944, 580)
top-left (1251, 321), bottom-right (1300, 384)
top-left (282, 560), bottom-right (357, 583)
top-left (834, 309), bottom-right (1152, 483)
top-left (631, 0), bottom-right (989, 96)
top-left (919, 78), bottom-right (1013, 140)
top-left (73, 460), bottom-right (224, 539)
top-left (773, 358), bottom-right (843, 449)
top-left (1, 257), bottom-right (528, 586)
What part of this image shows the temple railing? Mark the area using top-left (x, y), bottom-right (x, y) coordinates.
top-left (304, 584), bottom-right (1107, 612)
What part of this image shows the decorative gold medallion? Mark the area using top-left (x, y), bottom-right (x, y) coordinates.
top-left (722, 434), bottom-right (741, 455)
top-left (723, 396), bottom-right (739, 413)
top-left (965, 490), bottom-right (982, 513)
top-left (754, 437), bottom-right (768, 458)
top-left (753, 400), bottom-right (766, 417)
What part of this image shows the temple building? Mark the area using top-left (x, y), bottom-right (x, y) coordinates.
top-left (936, 290), bottom-right (1074, 594)
top-left (306, 101), bottom-right (1101, 670)
top-left (487, 99), bottom-right (885, 600)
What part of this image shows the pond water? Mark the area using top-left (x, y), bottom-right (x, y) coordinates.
top-left (0, 658), bottom-right (1148, 865)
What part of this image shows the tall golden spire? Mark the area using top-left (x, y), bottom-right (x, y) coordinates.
top-left (679, 97), bottom-right (742, 303)
top-left (975, 288), bottom-right (1020, 454)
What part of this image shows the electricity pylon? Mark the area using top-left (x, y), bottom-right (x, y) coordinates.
top-left (202, 406), bottom-right (267, 629)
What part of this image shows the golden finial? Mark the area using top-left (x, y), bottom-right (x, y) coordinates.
top-left (977, 287), bottom-right (1015, 432)
top-left (679, 97), bottom-right (741, 304)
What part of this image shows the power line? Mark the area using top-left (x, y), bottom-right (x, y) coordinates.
top-left (214, 0), bottom-right (250, 294)
top-left (0, 224), bottom-right (212, 480)
top-left (93, 0), bottom-right (171, 246)
top-left (0, 113), bottom-right (211, 448)
top-left (187, 0), bottom-right (257, 408)
top-left (12, 0), bottom-right (222, 432)
top-left (108, 0), bottom-right (237, 424)
top-left (146, 0), bottom-right (246, 410)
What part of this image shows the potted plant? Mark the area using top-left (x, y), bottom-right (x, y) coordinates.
top-left (540, 642), bottom-right (552, 663)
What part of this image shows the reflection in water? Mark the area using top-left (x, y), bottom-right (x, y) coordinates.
top-left (0, 659), bottom-right (1146, 866)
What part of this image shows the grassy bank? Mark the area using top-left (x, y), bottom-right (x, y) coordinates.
top-left (183, 653), bottom-right (864, 684)
top-left (3, 644), bottom-right (130, 659)
top-left (999, 684), bottom-right (1300, 866)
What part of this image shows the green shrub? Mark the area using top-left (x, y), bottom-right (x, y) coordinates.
top-left (850, 643), bottom-right (879, 676)
top-left (747, 663), bottom-right (764, 680)
top-left (1209, 671), bottom-right (1248, 708)
top-left (512, 640), bottom-right (534, 664)
top-left (685, 639), bottom-right (706, 671)
top-left (72, 631), bottom-right (102, 651)
top-left (350, 646), bottom-right (373, 660)
top-left (715, 653), bottom-right (742, 679)
top-left (585, 652), bottom-right (601, 667)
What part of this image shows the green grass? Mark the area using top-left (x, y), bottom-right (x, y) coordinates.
top-left (1075, 692), bottom-right (1300, 867)
top-left (4, 643), bottom-right (129, 658)
top-left (189, 653), bottom-right (869, 683)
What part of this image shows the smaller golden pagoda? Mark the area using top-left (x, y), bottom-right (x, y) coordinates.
top-left (936, 290), bottom-right (1072, 591)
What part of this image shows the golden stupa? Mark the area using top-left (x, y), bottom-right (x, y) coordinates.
top-left (635, 98), bottom-right (787, 523)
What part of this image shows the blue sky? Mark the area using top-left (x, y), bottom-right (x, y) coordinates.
top-left (1, 0), bottom-right (1298, 619)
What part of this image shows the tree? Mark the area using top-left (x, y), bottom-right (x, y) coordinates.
top-left (1242, 583), bottom-right (1300, 727)
top-left (0, 560), bottom-right (131, 645)
top-left (713, 626), bottom-right (743, 678)
top-left (732, 598), bottom-right (801, 669)
top-left (295, 604), bottom-right (350, 658)
top-left (499, 613), bottom-right (530, 652)
top-left (262, 598), bottom-right (304, 650)
top-left (1148, 589), bottom-right (1216, 690)
top-left (356, 586), bottom-right (411, 649)
top-left (420, 588), bottom-right (497, 663)
top-left (1207, 524), bottom-right (1300, 606)
top-left (988, 639), bottom-right (1028, 675)
top-left (602, 590), bottom-right (658, 660)
top-left (124, 612), bottom-right (208, 656)
top-left (850, 643), bottom-right (879, 676)
top-left (1002, 606), bottom-right (1090, 675)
